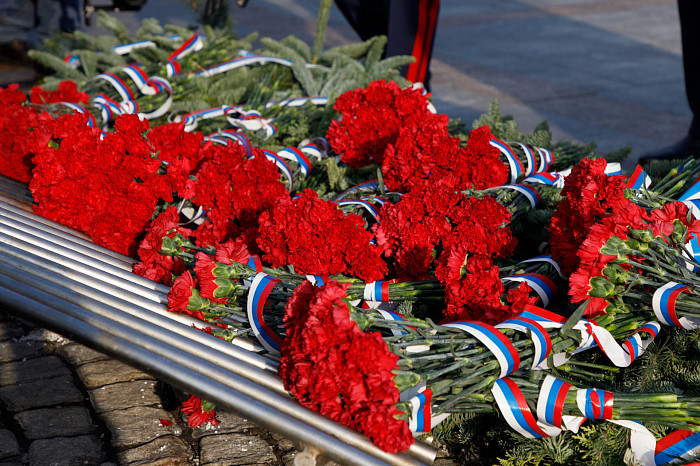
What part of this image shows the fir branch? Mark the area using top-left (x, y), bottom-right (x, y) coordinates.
top-left (312, 0), bottom-right (333, 63)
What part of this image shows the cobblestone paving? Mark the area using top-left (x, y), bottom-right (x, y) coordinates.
top-left (0, 312), bottom-right (458, 465)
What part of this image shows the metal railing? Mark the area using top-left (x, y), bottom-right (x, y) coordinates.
top-left (0, 176), bottom-right (437, 466)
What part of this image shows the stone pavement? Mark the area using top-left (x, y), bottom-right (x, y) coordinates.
top-left (0, 311), bottom-right (459, 465)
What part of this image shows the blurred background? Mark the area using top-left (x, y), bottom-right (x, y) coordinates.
top-left (0, 0), bottom-right (689, 169)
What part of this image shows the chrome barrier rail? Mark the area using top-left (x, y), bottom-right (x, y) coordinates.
top-left (0, 176), bottom-right (438, 466)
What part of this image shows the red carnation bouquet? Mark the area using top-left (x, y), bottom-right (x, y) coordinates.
top-left (374, 182), bottom-right (537, 324)
top-left (257, 189), bottom-right (387, 283)
top-left (279, 279), bottom-right (700, 455)
top-left (569, 198), bottom-right (700, 319)
top-left (548, 158), bottom-right (631, 277)
top-left (381, 121), bottom-right (509, 193)
top-left (326, 80), bottom-right (432, 168)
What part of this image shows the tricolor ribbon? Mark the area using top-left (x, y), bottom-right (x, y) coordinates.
top-left (246, 273), bottom-right (283, 353)
top-left (576, 388), bottom-right (614, 420)
top-left (300, 142), bottom-right (325, 161)
top-left (336, 199), bottom-right (380, 221)
top-left (261, 149), bottom-right (294, 186)
top-left (491, 377), bottom-right (552, 438)
top-left (516, 143), bottom-right (537, 177)
top-left (363, 281), bottom-right (391, 302)
top-left (304, 275), bottom-right (327, 287)
top-left (603, 162), bottom-right (622, 176)
top-left (536, 375), bottom-right (585, 433)
top-left (626, 164), bottom-right (653, 190)
top-left (522, 171), bottom-right (564, 187)
top-left (213, 129), bottom-right (253, 157)
top-left (679, 178), bottom-right (700, 201)
top-left (94, 72), bottom-right (137, 104)
top-left (578, 320), bottom-right (661, 367)
top-left (535, 147), bottom-right (555, 173)
top-left (520, 255), bottom-right (565, 280)
top-left (499, 184), bottom-right (540, 208)
top-left (683, 232), bottom-right (700, 272)
top-left (491, 138), bottom-right (524, 183)
top-left (167, 33), bottom-right (204, 62)
top-left (112, 39), bottom-right (157, 56)
top-left (442, 321), bottom-right (520, 378)
top-left (652, 282), bottom-right (700, 330)
top-left (225, 108), bottom-right (276, 138)
top-left (502, 273), bottom-right (558, 307)
top-left (654, 429), bottom-right (700, 465)
top-left (331, 179), bottom-right (381, 202)
top-left (496, 316), bottom-right (551, 369)
top-left (277, 147), bottom-right (313, 176)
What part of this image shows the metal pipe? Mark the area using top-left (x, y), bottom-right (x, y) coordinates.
top-left (0, 232), bottom-right (170, 298)
top-left (0, 223), bottom-right (148, 285)
top-left (0, 246), bottom-right (268, 356)
top-left (0, 201), bottom-right (136, 264)
top-left (0, 193), bottom-right (90, 237)
top-left (0, 282), bottom-right (434, 465)
top-left (0, 212), bottom-right (133, 270)
top-left (0, 257), bottom-right (278, 375)
top-left (0, 288), bottom-right (422, 466)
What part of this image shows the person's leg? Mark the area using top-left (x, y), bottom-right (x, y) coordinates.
top-left (679, 0), bottom-right (700, 138)
top-left (385, 0), bottom-right (440, 89)
top-left (640, 0), bottom-right (700, 164)
top-left (334, 0), bottom-right (389, 43)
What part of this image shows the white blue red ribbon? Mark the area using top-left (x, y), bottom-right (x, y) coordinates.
top-left (652, 282), bottom-right (700, 330)
top-left (331, 179), bottom-right (380, 202)
top-left (576, 388), bottom-right (614, 420)
top-left (443, 321), bottom-right (520, 378)
top-left (95, 72), bottom-right (137, 104)
top-left (516, 143), bottom-right (537, 177)
top-left (535, 147), bottom-right (555, 173)
top-left (304, 275), bottom-right (327, 287)
top-left (522, 171), bottom-right (564, 187)
top-left (246, 273), bottom-right (283, 353)
top-left (654, 430), bottom-right (700, 465)
top-left (496, 316), bottom-right (551, 369)
top-left (336, 199), bottom-right (380, 221)
top-left (491, 377), bottom-right (552, 438)
top-left (502, 273), bottom-right (558, 307)
top-left (603, 162), bottom-right (622, 176)
top-left (499, 184), bottom-right (540, 208)
top-left (679, 178), bottom-right (700, 201)
top-left (536, 375), bottom-right (585, 433)
top-left (521, 255), bottom-right (565, 280)
top-left (213, 129), bottom-right (253, 157)
top-left (363, 281), bottom-right (390, 302)
top-left (167, 33), bottom-right (204, 62)
top-left (490, 138), bottom-right (524, 184)
top-left (261, 149), bottom-right (294, 186)
top-left (683, 232), bottom-right (700, 272)
top-left (277, 147), bottom-right (313, 176)
top-left (626, 164), bottom-right (653, 190)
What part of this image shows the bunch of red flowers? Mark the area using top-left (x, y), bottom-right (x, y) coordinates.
top-left (193, 142), bottom-right (290, 251)
top-left (133, 206), bottom-right (192, 285)
top-left (548, 158), bottom-right (630, 277)
top-left (30, 113), bottom-right (171, 256)
top-left (279, 280), bottom-right (413, 453)
top-left (256, 189), bottom-right (387, 282)
top-left (326, 80), bottom-right (431, 168)
top-left (0, 85), bottom-right (53, 183)
top-left (374, 183), bottom-right (531, 323)
top-left (382, 121), bottom-right (509, 193)
top-left (569, 200), bottom-right (700, 316)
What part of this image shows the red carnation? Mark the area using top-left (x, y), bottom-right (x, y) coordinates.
top-left (257, 190), bottom-right (387, 282)
top-left (327, 80), bottom-right (431, 168)
top-left (279, 280), bottom-right (413, 453)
